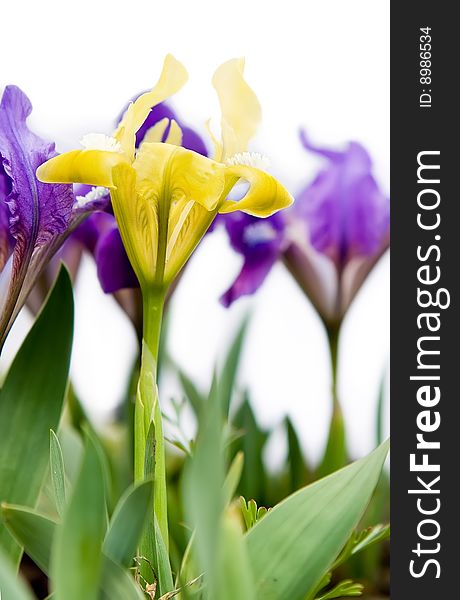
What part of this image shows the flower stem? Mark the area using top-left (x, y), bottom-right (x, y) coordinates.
top-left (326, 321), bottom-right (340, 412)
top-left (135, 285), bottom-right (169, 549)
top-left (317, 321), bottom-right (347, 477)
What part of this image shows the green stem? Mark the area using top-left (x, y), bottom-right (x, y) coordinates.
top-left (135, 285), bottom-right (169, 549)
top-left (317, 321), bottom-right (347, 478)
top-left (326, 321), bottom-right (340, 413)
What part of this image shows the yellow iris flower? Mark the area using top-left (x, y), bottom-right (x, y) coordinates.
top-left (37, 54), bottom-right (293, 292)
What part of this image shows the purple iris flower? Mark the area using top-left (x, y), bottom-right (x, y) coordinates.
top-left (0, 165), bottom-right (13, 270)
top-left (220, 212), bottom-right (287, 307)
top-left (296, 131), bottom-right (389, 269)
top-left (72, 100), bottom-right (208, 296)
top-left (221, 132), bottom-right (389, 323)
top-left (0, 85), bottom-right (76, 347)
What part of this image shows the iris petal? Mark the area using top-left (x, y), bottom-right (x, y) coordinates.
top-left (141, 118), bottom-right (170, 145)
top-left (164, 120), bottom-right (183, 146)
top-left (110, 163), bottom-right (157, 287)
top-left (36, 149), bottom-right (126, 188)
top-left (134, 143), bottom-right (225, 211)
top-left (114, 54), bottom-right (188, 157)
top-left (212, 58), bottom-right (261, 159)
top-left (219, 165), bottom-right (293, 217)
top-left (164, 200), bottom-right (213, 284)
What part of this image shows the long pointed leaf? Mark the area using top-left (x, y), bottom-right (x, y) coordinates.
top-left (219, 315), bottom-right (249, 416)
top-left (100, 555), bottom-right (145, 600)
top-left (1, 505), bottom-right (56, 575)
top-left (103, 480), bottom-right (153, 567)
top-left (0, 547), bottom-right (35, 600)
top-left (51, 435), bottom-right (106, 600)
top-left (49, 430), bottom-right (66, 518)
top-left (0, 267), bottom-right (73, 565)
top-left (246, 440), bottom-right (390, 600)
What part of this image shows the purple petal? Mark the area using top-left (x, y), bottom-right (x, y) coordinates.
top-left (71, 211), bottom-right (115, 254)
top-left (220, 212), bottom-right (286, 306)
top-left (0, 85), bottom-right (74, 272)
top-left (73, 183), bottom-right (111, 215)
top-left (95, 225), bottom-right (139, 293)
top-left (0, 166), bottom-right (13, 270)
top-left (297, 132), bottom-right (389, 266)
top-left (220, 253), bottom-right (278, 307)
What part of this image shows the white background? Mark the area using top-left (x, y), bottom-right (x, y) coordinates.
top-left (2, 0), bottom-right (389, 465)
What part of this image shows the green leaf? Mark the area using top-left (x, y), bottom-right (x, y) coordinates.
top-left (334, 524), bottom-right (390, 570)
top-left (232, 395), bottom-right (268, 501)
top-left (216, 514), bottom-right (255, 600)
top-left (51, 435), bottom-right (107, 600)
top-left (0, 267), bottom-right (74, 565)
top-left (219, 315), bottom-right (249, 416)
top-left (315, 579), bottom-right (364, 600)
top-left (316, 405), bottom-right (348, 479)
top-left (0, 546), bottom-right (35, 600)
top-left (240, 498), bottom-right (269, 531)
top-left (103, 480), bottom-right (153, 567)
top-left (56, 425), bottom-right (83, 487)
top-left (376, 372), bottom-right (387, 446)
top-left (223, 452), bottom-right (244, 505)
top-left (100, 555), bottom-right (145, 600)
top-left (246, 440), bottom-right (390, 600)
top-left (1, 505), bottom-right (56, 575)
top-left (49, 430), bottom-right (67, 518)
top-left (285, 417), bottom-right (310, 491)
top-left (178, 370), bottom-right (204, 416)
top-left (183, 374), bottom-right (224, 598)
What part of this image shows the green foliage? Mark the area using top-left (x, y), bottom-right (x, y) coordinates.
top-left (231, 393), bottom-right (268, 502)
top-left (285, 416), bottom-right (311, 490)
top-left (138, 421), bottom-right (174, 595)
top-left (103, 480), bottom-right (153, 567)
top-left (51, 435), bottom-right (107, 600)
top-left (2, 438), bottom-right (155, 599)
top-left (183, 374), bottom-right (225, 597)
top-left (219, 315), bottom-right (250, 417)
top-left (0, 546), bottom-right (35, 599)
top-left (239, 497), bottom-right (269, 531)
top-left (334, 524), bottom-right (391, 570)
top-left (245, 440), bottom-right (389, 600)
top-left (223, 452), bottom-right (244, 505)
top-left (0, 267), bottom-right (74, 566)
top-left (49, 430), bottom-right (67, 518)
top-left (0, 286), bottom-right (390, 599)
top-left (316, 405), bottom-right (348, 479)
top-left (178, 370), bottom-right (205, 416)
top-left (1, 505), bottom-right (56, 574)
top-left (315, 579), bottom-right (364, 599)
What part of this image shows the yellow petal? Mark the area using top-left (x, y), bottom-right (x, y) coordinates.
top-left (205, 118), bottom-right (223, 162)
top-left (134, 143), bottom-right (225, 211)
top-left (110, 163), bottom-right (158, 288)
top-left (164, 199), bottom-right (215, 284)
top-left (36, 149), bottom-right (126, 187)
top-left (141, 118), bottom-right (170, 144)
top-left (219, 165), bottom-right (293, 217)
top-left (164, 119), bottom-right (183, 146)
top-left (114, 54), bottom-right (188, 158)
top-left (212, 58), bottom-right (261, 160)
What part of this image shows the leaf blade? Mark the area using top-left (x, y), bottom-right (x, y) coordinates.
top-left (246, 440), bottom-right (390, 600)
top-left (103, 480), bottom-right (153, 568)
top-left (0, 267), bottom-right (74, 565)
top-left (1, 504), bottom-right (56, 575)
top-left (49, 430), bottom-right (66, 518)
top-left (51, 435), bottom-right (107, 600)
